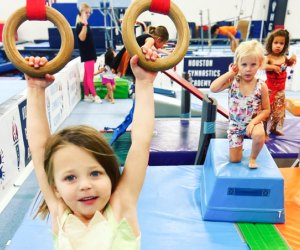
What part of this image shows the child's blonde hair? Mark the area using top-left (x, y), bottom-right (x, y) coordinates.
top-left (76, 2), bottom-right (92, 24)
top-left (234, 40), bottom-right (265, 67)
top-left (34, 125), bottom-right (121, 219)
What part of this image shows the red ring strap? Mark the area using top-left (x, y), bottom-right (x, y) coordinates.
top-left (26, 0), bottom-right (46, 20)
top-left (149, 0), bottom-right (170, 15)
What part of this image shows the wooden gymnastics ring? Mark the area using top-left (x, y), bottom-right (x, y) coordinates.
top-left (122, 0), bottom-right (189, 72)
top-left (2, 6), bottom-right (74, 78)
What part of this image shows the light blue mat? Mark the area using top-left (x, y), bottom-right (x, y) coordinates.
top-left (8, 165), bottom-right (248, 250)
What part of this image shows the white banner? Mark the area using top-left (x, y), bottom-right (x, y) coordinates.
top-left (46, 58), bottom-right (81, 132)
top-left (0, 105), bottom-right (25, 197)
top-left (65, 59), bottom-right (82, 112)
top-left (0, 57), bottom-right (81, 207)
top-left (46, 77), bottom-right (65, 132)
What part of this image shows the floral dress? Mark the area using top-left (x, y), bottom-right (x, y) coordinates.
top-left (228, 78), bottom-right (263, 148)
top-left (265, 63), bottom-right (287, 130)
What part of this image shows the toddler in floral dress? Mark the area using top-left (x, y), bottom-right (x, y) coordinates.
top-left (210, 40), bottom-right (270, 168)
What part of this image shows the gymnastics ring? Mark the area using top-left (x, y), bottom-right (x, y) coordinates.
top-left (2, 6), bottom-right (74, 78)
top-left (122, 0), bottom-right (189, 72)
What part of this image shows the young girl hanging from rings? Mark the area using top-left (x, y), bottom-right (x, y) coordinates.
top-left (25, 48), bottom-right (158, 248)
top-left (94, 47), bottom-right (117, 104)
top-left (113, 25), bottom-right (169, 82)
top-left (210, 40), bottom-right (270, 169)
top-left (264, 29), bottom-right (297, 136)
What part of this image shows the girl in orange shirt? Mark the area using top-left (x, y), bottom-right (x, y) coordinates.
top-left (211, 24), bottom-right (241, 52)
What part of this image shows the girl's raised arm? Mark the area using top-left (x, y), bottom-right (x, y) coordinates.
top-left (210, 63), bottom-right (237, 92)
top-left (141, 37), bottom-right (159, 61)
top-left (142, 37), bottom-right (155, 51)
top-left (26, 58), bottom-right (58, 212)
top-left (113, 55), bottom-right (156, 206)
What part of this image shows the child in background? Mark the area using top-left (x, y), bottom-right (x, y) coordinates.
top-left (113, 25), bottom-right (169, 81)
top-left (76, 2), bottom-right (102, 103)
top-left (210, 24), bottom-right (241, 52)
top-left (26, 53), bottom-right (157, 249)
top-left (264, 29), bottom-right (297, 136)
top-left (210, 40), bottom-right (270, 168)
top-left (94, 48), bottom-right (117, 104)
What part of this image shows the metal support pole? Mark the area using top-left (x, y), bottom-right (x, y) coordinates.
top-left (259, 3), bottom-right (267, 43)
top-left (181, 72), bottom-right (191, 118)
top-left (194, 96), bottom-right (217, 165)
top-left (199, 10), bottom-right (204, 50)
top-left (246, 0), bottom-right (256, 41)
top-left (207, 9), bottom-right (211, 53)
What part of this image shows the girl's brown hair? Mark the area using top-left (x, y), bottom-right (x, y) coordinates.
top-left (148, 25), bottom-right (169, 42)
top-left (265, 29), bottom-right (290, 56)
top-left (34, 125), bottom-right (121, 219)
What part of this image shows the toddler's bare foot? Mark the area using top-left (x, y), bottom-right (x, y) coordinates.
top-left (248, 158), bottom-right (257, 169)
top-left (110, 99), bottom-right (115, 104)
top-left (270, 130), bottom-right (284, 136)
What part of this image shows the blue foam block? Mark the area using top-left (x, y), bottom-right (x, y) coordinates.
top-left (200, 139), bottom-right (285, 223)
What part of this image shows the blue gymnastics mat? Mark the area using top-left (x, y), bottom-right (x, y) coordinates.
top-left (266, 118), bottom-right (300, 158)
top-left (8, 165), bottom-right (248, 250)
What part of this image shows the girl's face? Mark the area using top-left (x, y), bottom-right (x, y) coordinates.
top-left (81, 9), bottom-right (91, 20)
top-left (272, 36), bottom-right (285, 55)
top-left (53, 144), bottom-right (112, 222)
top-left (154, 38), bottom-right (167, 49)
top-left (237, 55), bottom-right (261, 82)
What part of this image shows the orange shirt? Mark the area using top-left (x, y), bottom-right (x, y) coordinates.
top-left (218, 26), bottom-right (237, 36)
